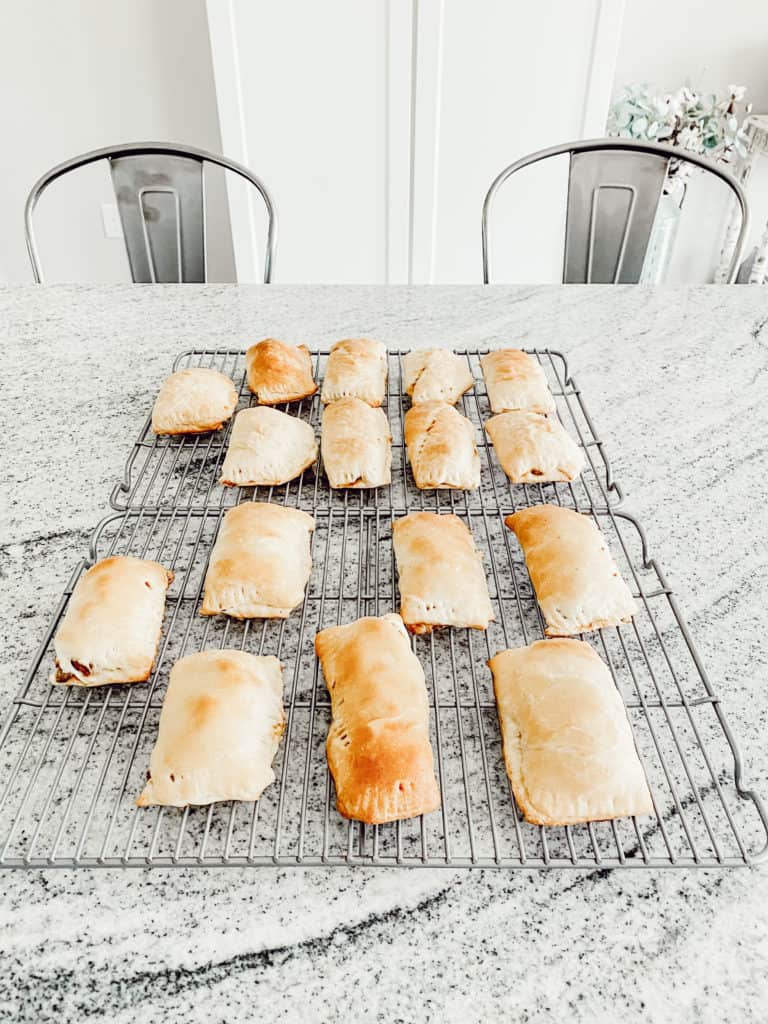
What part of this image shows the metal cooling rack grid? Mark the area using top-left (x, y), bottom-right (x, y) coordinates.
top-left (2, 491), bottom-right (766, 868)
top-left (110, 348), bottom-right (623, 513)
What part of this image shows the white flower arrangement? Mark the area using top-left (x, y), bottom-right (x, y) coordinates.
top-left (608, 83), bottom-right (751, 166)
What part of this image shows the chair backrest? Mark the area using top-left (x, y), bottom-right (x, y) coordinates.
top-left (482, 138), bottom-right (749, 284)
top-left (25, 142), bottom-right (277, 283)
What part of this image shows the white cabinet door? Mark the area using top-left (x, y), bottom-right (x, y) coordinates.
top-left (208, 0), bottom-right (624, 283)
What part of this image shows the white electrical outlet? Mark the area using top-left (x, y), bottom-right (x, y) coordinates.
top-left (101, 203), bottom-right (123, 239)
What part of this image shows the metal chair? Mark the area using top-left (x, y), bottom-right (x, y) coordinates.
top-left (482, 138), bottom-right (749, 284)
top-left (25, 141), bottom-right (277, 283)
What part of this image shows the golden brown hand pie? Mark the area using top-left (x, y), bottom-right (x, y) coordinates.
top-left (480, 349), bottom-right (556, 415)
top-left (485, 411), bottom-right (584, 483)
top-left (393, 512), bottom-right (494, 633)
top-left (321, 397), bottom-right (391, 488)
top-left (219, 407), bottom-right (318, 487)
top-left (489, 638), bottom-right (653, 825)
top-left (404, 401), bottom-right (480, 490)
top-left (315, 613), bottom-right (441, 824)
top-left (505, 505), bottom-right (636, 636)
top-left (402, 349), bottom-right (474, 405)
top-left (53, 556), bottom-right (173, 686)
top-left (151, 367), bottom-right (238, 435)
top-left (245, 339), bottom-right (317, 404)
top-left (321, 338), bottom-right (387, 406)
top-left (137, 650), bottom-right (285, 807)
top-left (201, 503), bottom-right (314, 619)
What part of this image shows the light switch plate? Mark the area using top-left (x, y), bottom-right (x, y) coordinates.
top-left (101, 203), bottom-right (123, 239)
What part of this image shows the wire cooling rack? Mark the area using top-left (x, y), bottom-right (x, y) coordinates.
top-left (110, 348), bottom-right (623, 512)
top-left (1, 349), bottom-right (766, 869)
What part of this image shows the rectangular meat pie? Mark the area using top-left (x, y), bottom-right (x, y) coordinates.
top-left (393, 512), bottom-right (494, 633)
top-left (505, 505), bottom-right (636, 636)
top-left (201, 503), bottom-right (314, 619)
top-left (402, 349), bottom-right (474, 405)
top-left (53, 556), bottom-right (173, 686)
top-left (137, 650), bottom-right (285, 807)
top-left (480, 349), bottom-right (556, 415)
top-left (321, 338), bottom-right (387, 406)
top-left (220, 407), bottom-right (318, 487)
top-left (321, 397), bottom-right (391, 488)
top-left (315, 613), bottom-right (441, 824)
top-left (485, 410), bottom-right (584, 483)
top-left (489, 638), bottom-right (653, 825)
top-left (152, 367), bottom-right (238, 435)
top-left (404, 401), bottom-right (480, 490)
top-left (245, 338), bottom-right (317, 404)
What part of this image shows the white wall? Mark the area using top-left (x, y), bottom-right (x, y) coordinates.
top-left (209, 0), bottom-right (624, 284)
top-left (613, 1), bottom-right (768, 111)
top-left (0, 0), bottom-right (234, 283)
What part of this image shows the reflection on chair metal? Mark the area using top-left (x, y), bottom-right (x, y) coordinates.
top-left (482, 138), bottom-right (749, 284)
top-left (25, 142), bottom-right (277, 283)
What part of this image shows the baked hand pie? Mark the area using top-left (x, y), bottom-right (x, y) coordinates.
top-left (201, 502), bottom-right (314, 619)
top-left (393, 512), bottom-right (494, 633)
top-left (137, 650), bottom-right (285, 807)
top-left (53, 556), bottom-right (173, 686)
top-left (505, 505), bottom-right (636, 636)
top-left (402, 349), bottom-right (474, 405)
top-left (404, 401), bottom-right (480, 490)
top-left (480, 349), bottom-right (556, 415)
top-left (151, 367), bottom-right (238, 435)
top-left (485, 411), bottom-right (584, 483)
top-left (245, 339), bottom-right (317, 404)
top-left (321, 338), bottom-right (387, 406)
top-left (220, 407), bottom-right (318, 487)
top-left (489, 638), bottom-right (653, 825)
top-left (315, 613), bottom-right (441, 824)
top-left (321, 397), bottom-right (391, 488)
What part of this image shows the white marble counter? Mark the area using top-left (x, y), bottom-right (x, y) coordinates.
top-left (1, 285), bottom-right (767, 1023)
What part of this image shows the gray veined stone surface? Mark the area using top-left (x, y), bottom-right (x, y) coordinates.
top-left (1, 284), bottom-right (767, 1023)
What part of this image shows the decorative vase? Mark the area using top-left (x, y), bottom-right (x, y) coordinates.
top-left (640, 183), bottom-right (685, 284)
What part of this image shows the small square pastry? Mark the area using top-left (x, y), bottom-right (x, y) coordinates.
top-left (220, 407), bottom-right (318, 487)
top-left (315, 613), bottom-right (441, 824)
top-left (321, 338), bottom-right (387, 406)
top-left (393, 512), bottom-right (494, 633)
top-left (201, 502), bottom-right (314, 619)
top-left (505, 505), bottom-right (636, 636)
top-left (485, 411), bottom-right (584, 483)
top-left (402, 349), bottom-right (474, 405)
top-left (404, 401), bottom-right (480, 490)
top-left (489, 638), bottom-right (653, 825)
top-left (137, 650), bottom-right (285, 807)
top-left (245, 339), bottom-right (317, 404)
top-left (53, 556), bottom-right (173, 686)
top-left (480, 349), bottom-right (556, 415)
top-left (151, 367), bottom-right (238, 435)
top-left (321, 397), bottom-right (391, 488)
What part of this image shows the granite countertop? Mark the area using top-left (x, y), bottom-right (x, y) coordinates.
top-left (1, 284), bottom-right (767, 1023)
